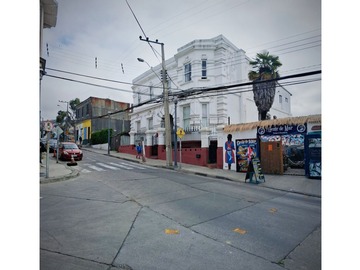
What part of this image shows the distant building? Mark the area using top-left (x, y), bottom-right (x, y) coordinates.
top-left (40, 0), bottom-right (58, 134)
top-left (124, 35), bottom-right (292, 166)
top-left (75, 97), bottom-right (131, 145)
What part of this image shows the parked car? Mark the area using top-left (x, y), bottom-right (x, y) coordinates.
top-left (40, 137), bottom-right (58, 153)
top-left (58, 142), bottom-right (83, 161)
top-left (48, 139), bottom-right (58, 153)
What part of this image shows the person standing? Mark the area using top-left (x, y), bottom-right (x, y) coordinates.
top-left (136, 143), bottom-right (142, 159)
top-left (40, 141), bottom-right (46, 163)
top-left (245, 145), bottom-right (255, 182)
top-left (224, 134), bottom-right (235, 170)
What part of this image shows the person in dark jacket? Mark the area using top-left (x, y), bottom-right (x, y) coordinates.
top-left (40, 141), bottom-right (46, 163)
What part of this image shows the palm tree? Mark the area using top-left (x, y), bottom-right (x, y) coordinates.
top-left (248, 51), bottom-right (282, 120)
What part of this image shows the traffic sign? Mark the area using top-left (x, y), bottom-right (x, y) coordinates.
top-left (176, 128), bottom-right (185, 139)
top-left (53, 126), bottom-right (63, 136)
top-left (44, 121), bottom-right (53, 132)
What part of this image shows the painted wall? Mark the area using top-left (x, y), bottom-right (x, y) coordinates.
top-left (76, 119), bottom-right (91, 142)
top-left (219, 128), bottom-right (257, 171)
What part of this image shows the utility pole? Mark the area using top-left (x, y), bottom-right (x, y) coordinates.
top-left (174, 97), bottom-right (178, 168)
top-left (139, 36), bottom-right (172, 167)
top-left (59, 100), bottom-right (69, 141)
top-left (108, 112), bottom-right (111, 155)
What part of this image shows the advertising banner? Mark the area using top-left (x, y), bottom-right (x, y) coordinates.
top-left (235, 139), bottom-right (258, 172)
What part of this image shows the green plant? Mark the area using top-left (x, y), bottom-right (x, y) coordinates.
top-left (91, 129), bottom-right (113, 144)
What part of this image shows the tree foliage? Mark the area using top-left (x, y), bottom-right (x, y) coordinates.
top-left (91, 129), bottom-right (113, 145)
top-left (248, 51), bottom-right (282, 120)
top-left (56, 111), bottom-right (67, 127)
top-left (69, 98), bottom-right (80, 115)
top-left (55, 98), bottom-right (81, 126)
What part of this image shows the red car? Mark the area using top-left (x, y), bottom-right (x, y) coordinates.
top-left (58, 142), bottom-right (83, 161)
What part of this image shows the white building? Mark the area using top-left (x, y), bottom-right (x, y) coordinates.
top-left (129, 35), bottom-right (291, 161)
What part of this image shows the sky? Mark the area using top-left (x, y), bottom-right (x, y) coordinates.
top-left (39, 0), bottom-right (321, 121)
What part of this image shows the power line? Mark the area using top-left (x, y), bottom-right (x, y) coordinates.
top-left (46, 67), bottom-right (163, 90)
top-left (244, 28), bottom-right (321, 53)
top-left (107, 75), bottom-right (321, 120)
top-left (44, 74), bottom-right (140, 95)
top-left (44, 29), bottom-right (320, 84)
top-left (44, 66), bottom-right (320, 100)
top-left (125, 0), bottom-right (161, 63)
top-left (175, 70), bottom-right (321, 99)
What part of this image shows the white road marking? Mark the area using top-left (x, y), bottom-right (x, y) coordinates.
top-left (79, 161), bottom-right (154, 173)
top-left (109, 162), bottom-right (134, 169)
top-left (97, 163), bottom-right (120, 170)
top-left (87, 165), bottom-right (105, 171)
top-left (120, 162), bottom-right (146, 169)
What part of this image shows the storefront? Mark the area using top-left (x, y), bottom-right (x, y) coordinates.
top-left (305, 132), bottom-right (321, 178)
top-left (257, 123), bottom-right (307, 175)
top-left (222, 115), bottom-right (321, 176)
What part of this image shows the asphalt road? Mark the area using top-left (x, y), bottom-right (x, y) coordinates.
top-left (40, 151), bottom-right (321, 270)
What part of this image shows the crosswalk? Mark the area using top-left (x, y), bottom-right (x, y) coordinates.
top-left (78, 161), bottom-right (151, 173)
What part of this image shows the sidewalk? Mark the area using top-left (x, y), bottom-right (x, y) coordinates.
top-left (40, 147), bottom-right (321, 198)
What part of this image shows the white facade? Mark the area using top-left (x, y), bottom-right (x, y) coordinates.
top-left (130, 35), bottom-right (291, 146)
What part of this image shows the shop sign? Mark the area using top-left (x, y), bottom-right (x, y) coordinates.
top-left (257, 124), bottom-right (307, 136)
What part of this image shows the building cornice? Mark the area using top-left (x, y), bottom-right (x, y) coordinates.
top-left (41, 0), bottom-right (58, 28)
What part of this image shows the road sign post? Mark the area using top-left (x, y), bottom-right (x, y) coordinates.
top-left (53, 126), bottom-right (63, 163)
top-left (43, 122), bottom-right (53, 179)
top-left (176, 128), bottom-right (185, 168)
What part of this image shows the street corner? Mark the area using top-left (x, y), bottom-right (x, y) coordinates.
top-left (40, 159), bottom-right (80, 184)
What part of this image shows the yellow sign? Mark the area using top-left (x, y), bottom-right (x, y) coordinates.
top-left (176, 128), bottom-right (185, 139)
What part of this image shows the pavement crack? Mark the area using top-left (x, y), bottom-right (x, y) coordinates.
top-left (109, 206), bottom-right (143, 269)
top-left (41, 248), bottom-right (111, 267)
top-left (40, 193), bottom-right (127, 204)
top-left (42, 230), bottom-right (63, 247)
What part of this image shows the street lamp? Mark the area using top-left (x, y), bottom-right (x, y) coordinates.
top-left (137, 58), bottom-right (163, 82)
top-left (137, 38), bottom-right (172, 167)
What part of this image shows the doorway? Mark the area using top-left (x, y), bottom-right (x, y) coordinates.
top-left (209, 140), bottom-right (217, 163)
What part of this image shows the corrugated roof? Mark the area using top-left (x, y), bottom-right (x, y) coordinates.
top-left (224, 114), bottom-right (321, 133)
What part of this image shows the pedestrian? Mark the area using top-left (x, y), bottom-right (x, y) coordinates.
top-left (224, 134), bottom-right (235, 170)
top-left (246, 145), bottom-right (255, 164)
top-left (136, 143), bottom-right (142, 159)
top-left (245, 145), bottom-right (255, 182)
top-left (79, 136), bottom-right (82, 145)
top-left (40, 141), bottom-right (46, 163)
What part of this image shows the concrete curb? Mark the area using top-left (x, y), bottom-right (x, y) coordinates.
top-left (104, 152), bottom-right (321, 198)
top-left (40, 148), bottom-right (320, 198)
top-left (40, 166), bottom-right (80, 184)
